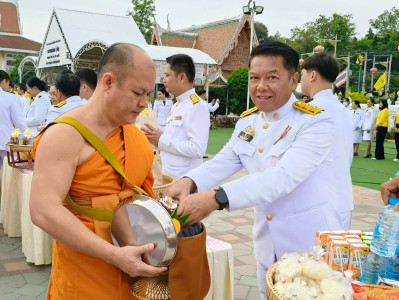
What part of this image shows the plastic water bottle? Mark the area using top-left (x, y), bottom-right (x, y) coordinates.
top-left (361, 251), bottom-right (384, 283)
top-left (384, 244), bottom-right (399, 280)
top-left (370, 197), bottom-right (399, 257)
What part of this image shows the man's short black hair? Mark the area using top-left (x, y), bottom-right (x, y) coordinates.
top-left (17, 83), bottom-right (26, 92)
top-left (60, 69), bottom-right (73, 75)
top-left (166, 54), bottom-right (195, 83)
top-left (75, 68), bottom-right (97, 90)
top-left (369, 97), bottom-right (375, 104)
top-left (354, 100), bottom-right (360, 107)
top-left (249, 42), bottom-right (299, 74)
top-left (197, 89), bottom-right (206, 96)
top-left (0, 70), bottom-right (10, 83)
top-left (55, 73), bottom-right (80, 98)
top-left (302, 53), bottom-right (340, 83)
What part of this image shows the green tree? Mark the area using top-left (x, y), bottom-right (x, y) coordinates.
top-left (227, 68), bottom-right (252, 115)
top-left (255, 22), bottom-right (275, 44)
top-left (369, 7), bottom-right (399, 36)
top-left (127, 0), bottom-right (155, 43)
top-left (9, 55), bottom-right (23, 85)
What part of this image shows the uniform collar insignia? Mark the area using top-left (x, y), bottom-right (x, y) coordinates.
top-left (37, 95), bottom-right (42, 98)
top-left (190, 94), bottom-right (200, 104)
top-left (174, 116), bottom-right (182, 120)
top-left (55, 100), bottom-right (67, 108)
top-left (273, 125), bottom-right (291, 145)
top-left (240, 107), bottom-right (258, 118)
top-left (238, 131), bottom-right (254, 142)
top-left (293, 101), bottom-right (324, 116)
top-left (245, 126), bottom-right (256, 136)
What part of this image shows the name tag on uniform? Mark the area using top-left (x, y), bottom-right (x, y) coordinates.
top-left (174, 116), bottom-right (182, 120)
top-left (238, 131), bottom-right (253, 142)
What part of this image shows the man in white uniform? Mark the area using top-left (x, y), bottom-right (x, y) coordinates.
top-left (300, 53), bottom-right (354, 228)
top-left (198, 89), bottom-right (220, 113)
top-left (0, 71), bottom-right (27, 169)
top-left (75, 68), bottom-right (97, 101)
top-left (45, 73), bottom-right (86, 125)
top-left (165, 43), bottom-right (344, 299)
top-left (153, 88), bottom-right (173, 131)
top-left (362, 98), bottom-right (377, 158)
top-left (142, 54), bottom-right (210, 180)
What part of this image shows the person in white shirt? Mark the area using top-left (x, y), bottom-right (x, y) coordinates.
top-left (198, 89), bottom-right (220, 113)
top-left (165, 43), bottom-right (344, 299)
top-left (45, 73), bottom-right (86, 125)
top-left (142, 54), bottom-right (210, 180)
top-left (75, 68), bottom-right (97, 101)
top-left (16, 83), bottom-right (31, 116)
top-left (362, 98), bottom-right (377, 158)
top-left (48, 84), bottom-right (57, 105)
top-left (0, 71), bottom-right (27, 169)
top-left (25, 77), bottom-right (51, 136)
top-left (300, 52), bottom-right (354, 228)
top-left (352, 100), bottom-right (365, 156)
top-left (153, 88), bottom-right (173, 131)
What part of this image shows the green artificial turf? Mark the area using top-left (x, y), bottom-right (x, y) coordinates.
top-left (207, 128), bottom-right (399, 191)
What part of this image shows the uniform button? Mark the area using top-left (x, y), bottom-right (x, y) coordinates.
top-left (258, 147), bottom-right (264, 153)
top-left (263, 123), bottom-right (269, 129)
top-left (266, 215), bottom-right (272, 221)
top-left (273, 113), bottom-right (279, 120)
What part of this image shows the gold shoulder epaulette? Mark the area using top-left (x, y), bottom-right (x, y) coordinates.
top-left (190, 94), bottom-right (200, 104)
top-left (240, 107), bottom-right (259, 118)
top-left (293, 101), bottom-right (324, 116)
top-left (55, 100), bottom-right (67, 108)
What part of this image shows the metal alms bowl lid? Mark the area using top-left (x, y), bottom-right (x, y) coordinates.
top-left (110, 195), bottom-right (178, 266)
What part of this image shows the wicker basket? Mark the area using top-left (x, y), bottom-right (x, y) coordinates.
top-left (153, 174), bottom-right (175, 199)
top-left (6, 143), bottom-right (34, 170)
top-left (266, 262), bottom-right (286, 300)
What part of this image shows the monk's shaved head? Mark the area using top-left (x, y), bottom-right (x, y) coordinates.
top-left (98, 43), bottom-right (153, 85)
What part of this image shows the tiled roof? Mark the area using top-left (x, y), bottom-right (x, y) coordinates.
top-left (0, 2), bottom-right (20, 34)
top-left (0, 35), bottom-right (41, 51)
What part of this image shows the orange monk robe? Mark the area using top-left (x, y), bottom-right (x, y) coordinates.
top-left (34, 124), bottom-right (155, 300)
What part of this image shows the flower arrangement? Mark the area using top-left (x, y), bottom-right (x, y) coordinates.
top-left (159, 196), bottom-right (191, 234)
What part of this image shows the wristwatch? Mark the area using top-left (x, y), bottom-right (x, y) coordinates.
top-left (214, 187), bottom-right (229, 210)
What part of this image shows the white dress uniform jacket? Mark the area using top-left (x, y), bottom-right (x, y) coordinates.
top-left (362, 106), bottom-right (377, 141)
top-left (18, 95), bottom-right (31, 116)
top-left (45, 96), bottom-right (86, 125)
top-left (352, 108), bottom-right (365, 143)
top-left (311, 89), bottom-right (353, 228)
top-left (24, 91), bottom-right (51, 136)
top-left (0, 87), bottom-right (27, 150)
top-left (159, 88), bottom-right (210, 180)
top-left (153, 99), bottom-right (174, 131)
top-left (186, 94), bottom-right (344, 269)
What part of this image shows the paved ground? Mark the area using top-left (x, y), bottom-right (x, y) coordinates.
top-left (0, 166), bottom-right (384, 299)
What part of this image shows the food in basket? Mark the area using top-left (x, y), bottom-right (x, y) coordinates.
top-left (10, 128), bottom-right (21, 144)
top-left (22, 130), bottom-right (34, 145)
top-left (273, 248), bottom-right (353, 299)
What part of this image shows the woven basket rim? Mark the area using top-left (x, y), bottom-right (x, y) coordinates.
top-left (266, 262), bottom-right (286, 300)
top-left (153, 174), bottom-right (175, 190)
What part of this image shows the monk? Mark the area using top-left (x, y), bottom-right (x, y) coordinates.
top-left (30, 43), bottom-right (167, 300)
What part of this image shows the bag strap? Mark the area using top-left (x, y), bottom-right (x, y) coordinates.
top-left (53, 117), bottom-right (148, 221)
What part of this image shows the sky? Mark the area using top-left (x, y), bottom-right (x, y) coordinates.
top-left (15, 0), bottom-right (398, 43)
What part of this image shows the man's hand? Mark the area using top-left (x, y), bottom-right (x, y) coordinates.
top-left (112, 243), bottom-right (167, 278)
top-left (211, 100), bottom-right (215, 105)
top-left (37, 123), bottom-right (46, 132)
top-left (216, 99), bottom-right (220, 104)
top-left (141, 124), bottom-right (163, 146)
top-left (177, 191), bottom-right (219, 227)
top-left (380, 177), bottom-right (399, 211)
top-left (164, 177), bottom-right (196, 202)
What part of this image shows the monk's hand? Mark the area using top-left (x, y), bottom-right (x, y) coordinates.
top-left (381, 177), bottom-right (399, 212)
top-left (141, 124), bottom-right (163, 146)
top-left (164, 177), bottom-right (196, 202)
top-left (177, 191), bottom-right (219, 227)
top-left (113, 243), bottom-right (167, 278)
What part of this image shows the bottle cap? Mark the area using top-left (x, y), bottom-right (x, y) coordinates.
top-left (389, 197), bottom-right (399, 206)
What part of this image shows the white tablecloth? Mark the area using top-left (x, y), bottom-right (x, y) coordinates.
top-left (0, 159), bottom-right (53, 265)
top-left (205, 235), bottom-right (234, 300)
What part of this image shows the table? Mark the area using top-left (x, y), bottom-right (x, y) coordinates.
top-left (205, 235), bottom-right (234, 300)
top-left (0, 159), bottom-right (53, 265)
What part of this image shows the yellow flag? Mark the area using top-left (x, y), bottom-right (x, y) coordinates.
top-left (374, 72), bottom-right (386, 90)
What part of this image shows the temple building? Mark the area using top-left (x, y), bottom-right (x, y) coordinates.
top-left (0, 0), bottom-right (41, 73)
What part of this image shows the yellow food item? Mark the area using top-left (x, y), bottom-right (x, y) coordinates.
top-left (172, 218), bottom-right (181, 234)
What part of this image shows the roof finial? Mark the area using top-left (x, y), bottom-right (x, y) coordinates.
top-left (167, 13), bottom-right (171, 31)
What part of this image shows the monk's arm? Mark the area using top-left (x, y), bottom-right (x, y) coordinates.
top-left (30, 124), bottom-right (166, 277)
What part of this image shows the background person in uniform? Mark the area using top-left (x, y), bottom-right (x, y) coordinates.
top-left (0, 71), bottom-right (27, 169)
top-left (25, 77), bottom-right (51, 136)
top-left (16, 83), bottom-right (31, 116)
top-left (45, 72), bottom-right (86, 125)
top-left (351, 100), bottom-right (364, 156)
top-left (373, 99), bottom-right (389, 160)
top-left (48, 84), bottom-right (58, 105)
top-left (165, 42), bottom-right (344, 299)
top-left (142, 54), bottom-right (210, 180)
top-left (393, 104), bottom-right (399, 162)
top-left (30, 43), bottom-right (167, 299)
top-left (300, 53), bottom-right (354, 228)
top-left (75, 68), bottom-right (97, 101)
top-left (153, 87), bottom-right (173, 131)
top-left (198, 89), bottom-right (220, 113)
top-left (362, 98), bottom-right (377, 158)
